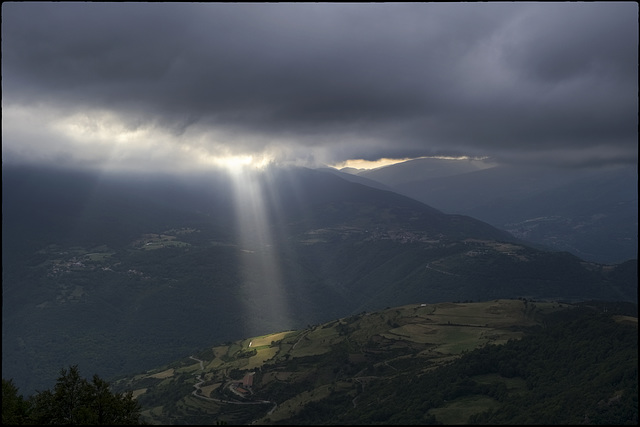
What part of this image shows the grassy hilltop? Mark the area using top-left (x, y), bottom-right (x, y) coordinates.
top-left (111, 299), bottom-right (638, 425)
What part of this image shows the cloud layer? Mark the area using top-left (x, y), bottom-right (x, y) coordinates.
top-left (2, 2), bottom-right (637, 172)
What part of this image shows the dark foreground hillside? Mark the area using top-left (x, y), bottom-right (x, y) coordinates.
top-left (107, 299), bottom-right (637, 425)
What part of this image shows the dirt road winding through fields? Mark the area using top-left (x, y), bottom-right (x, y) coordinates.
top-left (188, 355), bottom-right (276, 413)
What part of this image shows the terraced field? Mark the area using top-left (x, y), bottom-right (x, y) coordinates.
top-left (111, 299), bottom-right (571, 424)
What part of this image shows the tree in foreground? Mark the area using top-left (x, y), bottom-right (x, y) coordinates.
top-left (3, 365), bottom-right (142, 425)
top-left (2, 378), bottom-right (31, 424)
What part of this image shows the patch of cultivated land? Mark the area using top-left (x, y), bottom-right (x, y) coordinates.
top-left (113, 299), bottom-right (573, 425)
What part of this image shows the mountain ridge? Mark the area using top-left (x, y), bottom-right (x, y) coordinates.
top-left (346, 160), bottom-right (637, 264)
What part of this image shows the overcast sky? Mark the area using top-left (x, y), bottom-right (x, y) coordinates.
top-left (2, 2), bottom-right (638, 173)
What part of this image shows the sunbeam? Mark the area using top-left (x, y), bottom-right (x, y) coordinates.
top-left (228, 166), bottom-right (293, 335)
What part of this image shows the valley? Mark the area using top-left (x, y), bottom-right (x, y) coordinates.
top-left (341, 161), bottom-right (637, 265)
top-left (2, 165), bottom-right (637, 400)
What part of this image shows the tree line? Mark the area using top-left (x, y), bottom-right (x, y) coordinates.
top-left (3, 365), bottom-right (143, 425)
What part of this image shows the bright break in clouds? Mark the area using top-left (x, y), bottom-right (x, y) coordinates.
top-left (2, 2), bottom-right (637, 173)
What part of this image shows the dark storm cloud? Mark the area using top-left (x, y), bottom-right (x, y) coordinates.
top-left (2, 2), bottom-right (637, 170)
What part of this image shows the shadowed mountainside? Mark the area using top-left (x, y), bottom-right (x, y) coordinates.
top-left (2, 164), bottom-right (636, 396)
top-left (344, 159), bottom-right (637, 264)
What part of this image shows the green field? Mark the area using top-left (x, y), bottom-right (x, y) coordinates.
top-left (112, 299), bottom-right (588, 425)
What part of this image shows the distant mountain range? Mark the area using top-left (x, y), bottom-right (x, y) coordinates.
top-left (2, 164), bottom-right (636, 396)
top-left (336, 158), bottom-right (637, 264)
